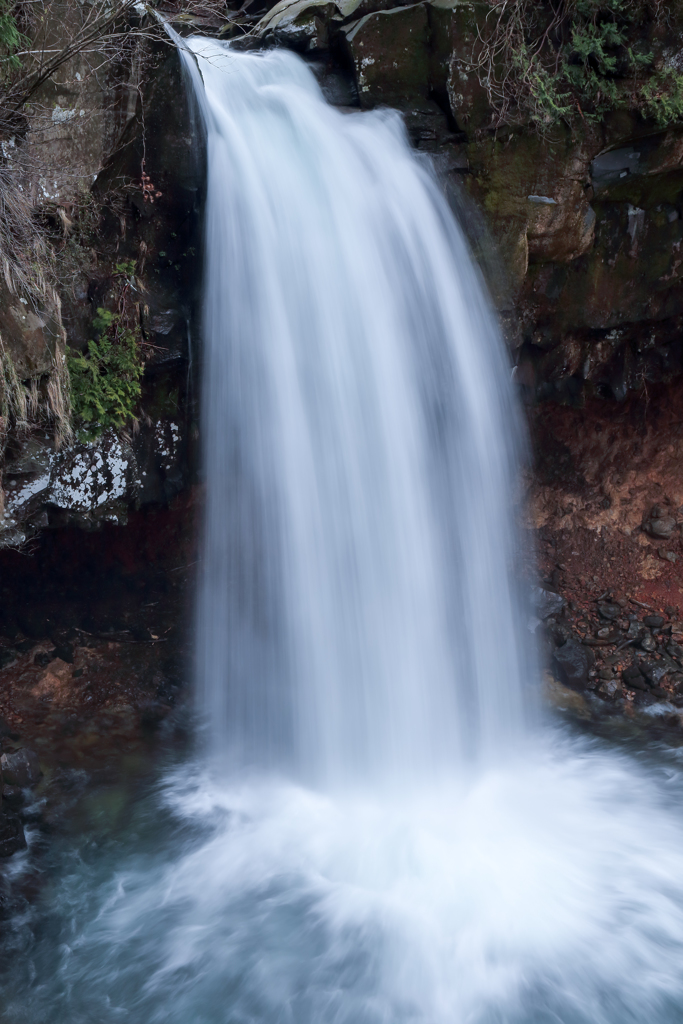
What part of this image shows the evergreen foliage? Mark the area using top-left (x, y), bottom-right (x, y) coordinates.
top-left (0, 0), bottom-right (27, 75)
top-left (475, 0), bottom-right (683, 131)
top-left (67, 262), bottom-right (144, 440)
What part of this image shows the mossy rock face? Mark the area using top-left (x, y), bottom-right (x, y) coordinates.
top-left (341, 4), bottom-right (430, 109)
top-left (464, 127), bottom-right (599, 291)
top-left (89, 44), bottom-right (205, 366)
top-left (0, 280), bottom-right (64, 379)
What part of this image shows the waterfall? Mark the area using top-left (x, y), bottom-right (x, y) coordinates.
top-left (184, 39), bottom-right (535, 782)
top-left (7, 35), bottom-right (683, 1024)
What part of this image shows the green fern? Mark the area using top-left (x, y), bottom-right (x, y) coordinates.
top-left (0, 0), bottom-right (29, 74)
top-left (67, 306), bottom-right (144, 441)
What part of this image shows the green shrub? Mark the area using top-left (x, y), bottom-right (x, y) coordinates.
top-left (474, 0), bottom-right (683, 132)
top-left (0, 0), bottom-right (28, 75)
top-left (67, 305), bottom-right (144, 441)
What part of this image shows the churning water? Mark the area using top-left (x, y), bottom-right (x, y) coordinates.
top-left (4, 40), bottom-right (683, 1024)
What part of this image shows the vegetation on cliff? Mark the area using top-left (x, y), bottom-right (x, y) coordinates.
top-left (469, 0), bottom-right (683, 132)
top-left (67, 263), bottom-right (144, 440)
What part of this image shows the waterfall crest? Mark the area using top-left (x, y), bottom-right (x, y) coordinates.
top-left (184, 40), bottom-right (535, 782)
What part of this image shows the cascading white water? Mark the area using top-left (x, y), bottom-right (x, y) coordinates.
top-left (7, 36), bottom-right (683, 1024)
top-left (186, 40), bottom-right (535, 781)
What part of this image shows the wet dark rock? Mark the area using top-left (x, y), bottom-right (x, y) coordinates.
top-left (626, 675), bottom-right (650, 692)
top-left (552, 639), bottom-right (595, 689)
top-left (639, 659), bottom-right (668, 686)
top-left (0, 748), bottom-right (42, 788)
top-left (596, 626), bottom-right (621, 641)
top-left (598, 678), bottom-right (622, 698)
top-left (2, 784), bottom-right (24, 809)
top-left (33, 651), bottom-right (54, 667)
top-left (627, 618), bottom-right (645, 640)
top-left (667, 643), bottom-right (683, 663)
top-left (532, 586), bottom-right (567, 620)
top-left (622, 665), bottom-right (650, 691)
top-left (0, 808), bottom-right (26, 858)
top-left (547, 621), bottom-right (572, 646)
top-left (644, 615), bottom-right (665, 630)
top-left (341, 4), bottom-right (430, 110)
top-left (640, 634), bottom-right (657, 653)
top-left (597, 602), bottom-right (621, 621)
top-left (651, 686), bottom-right (670, 699)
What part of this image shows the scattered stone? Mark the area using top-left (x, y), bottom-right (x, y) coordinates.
top-left (646, 515), bottom-right (677, 539)
top-left (651, 686), bottom-right (670, 699)
top-left (552, 639), bottom-right (595, 689)
top-left (598, 678), bottom-right (621, 698)
top-left (627, 619), bottom-right (645, 639)
top-left (0, 747), bottom-right (42, 788)
top-left (658, 547), bottom-right (679, 563)
top-left (665, 606), bottom-right (678, 617)
top-left (0, 808), bottom-right (26, 858)
top-left (597, 602), bottom-right (621, 621)
top-left (644, 615), bottom-right (665, 630)
top-left (625, 675), bottom-right (650, 692)
top-left (667, 643), bottom-right (683, 663)
top-left (33, 651), bottom-right (54, 667)
top-left (639, 659), bottom-right (668, 686)
top-left (598, 666), bottom-right (614, 680)
top-left (640, 634), bottom-right (657, 652)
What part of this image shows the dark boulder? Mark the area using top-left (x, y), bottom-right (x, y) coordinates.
top-left (597, 602), bottom-right (621, 621)
top-left (0, 748), bottom-right (42, 788)
top-left (552, 639), bottom-right (595, 689)
top-left (341, 4), bottom-right (430, 110)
